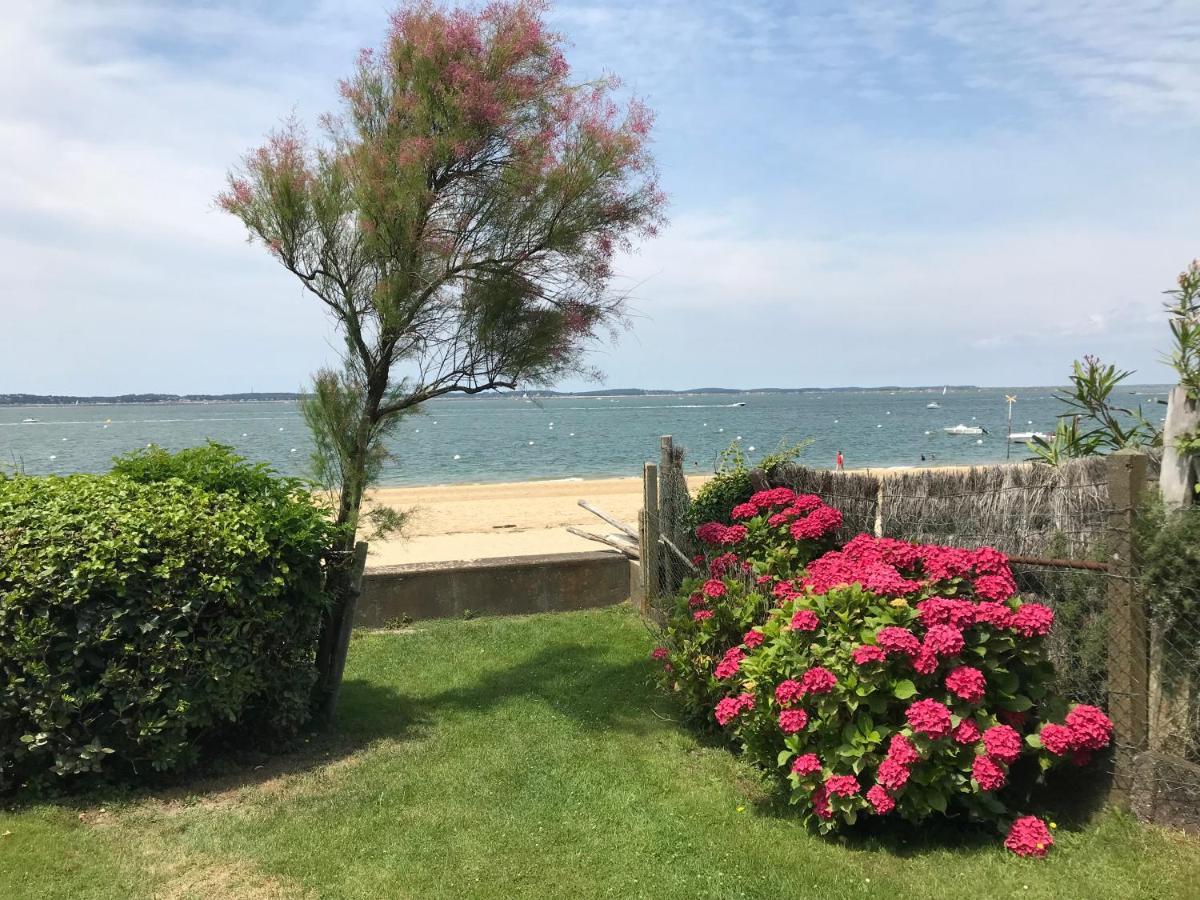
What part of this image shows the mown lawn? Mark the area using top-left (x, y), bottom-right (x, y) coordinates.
top-left (2, 604), bottom-right (1199, 899)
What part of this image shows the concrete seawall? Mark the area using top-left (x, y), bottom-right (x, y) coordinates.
top-left (357, 550), bottom-right (638, 624)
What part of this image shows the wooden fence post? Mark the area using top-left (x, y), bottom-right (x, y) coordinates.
top-left (640, 462), bottom-right (660, 612)
top-left (1106, 449), bottom-right (1148, 803)
top-left (659, 435), bottom-right (676, 548)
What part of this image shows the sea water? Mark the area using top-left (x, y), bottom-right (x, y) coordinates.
top-left (0, 387), bottom-right (1168, 486)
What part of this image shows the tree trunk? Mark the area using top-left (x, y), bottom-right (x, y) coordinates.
top-left (312, 405), bottom-right (377, 727)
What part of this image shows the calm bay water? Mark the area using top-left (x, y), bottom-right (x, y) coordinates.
top-left (0, 387), bottom-right (1168, 486)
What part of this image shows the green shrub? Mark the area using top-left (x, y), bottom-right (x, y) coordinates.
top-left (0, 451), bottom-right (336, 793)
top-left (686, 440), bottom-right (810, 529)
top-left (111, 441), bottom-right (285, 501)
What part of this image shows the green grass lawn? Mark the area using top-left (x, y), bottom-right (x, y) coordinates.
top-left (3, 604), bottom-right (1199, 899)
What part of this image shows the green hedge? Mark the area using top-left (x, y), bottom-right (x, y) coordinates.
top-left (0, 445), bottom-right (335, 793)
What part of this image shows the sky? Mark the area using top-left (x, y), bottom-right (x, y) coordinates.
top-left (2, 0), bottom-right (1198, 394)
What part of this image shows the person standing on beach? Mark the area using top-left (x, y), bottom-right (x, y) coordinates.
top-left (835, 450), bottom-right (844, 472)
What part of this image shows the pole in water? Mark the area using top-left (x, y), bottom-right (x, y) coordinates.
top-left (1005, 394), bottom-right (1017, 460)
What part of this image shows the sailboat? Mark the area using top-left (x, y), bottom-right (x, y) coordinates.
top-left (927, 386), bottom-right (946, 409)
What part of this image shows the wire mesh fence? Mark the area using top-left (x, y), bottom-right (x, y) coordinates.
top-left (641, 439), bottom-right (1200, 828)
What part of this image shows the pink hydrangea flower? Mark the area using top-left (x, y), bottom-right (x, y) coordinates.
top-left (983, 724), bottom-right (1022, 764)
top-left (877, 626), bottom-right (921, 657)
top-left (775, 680), bottom-right (803, 706)
top-left (730, 502), bottom-right (759, 520)
top-left (799, 666), bottom-right (838, 695)
top-left (713, 692), bottom-right (755, 726)
top-left (1004, 816), bottom-right (1054, 858)
top-left (709, 552), bottom-right (739, 576)
top-left (791, 753), bottom-right (821, 777)
top-left (952, 718), bottom-right (981, 746)
top-left (852, 644), bottom-right (887, 666)
top-left (750, 487), bottom-right (796, 509)
top-left (773, 580), bottom-right (801, 601)
top-left (973, 572), bottom-right (1017, 601)
top-left (702, 578), bottom-right (727, 599)
top-left (1040, 723), bottom-right (1075, 756)
top-left (912, 649), bottom-right (939, 675)
top-left (916, 597), bottom-right (976, 629)
top-left (1065, 704), bottom-right (1113, 751)
top-left (811, 784), bottom-right (833, 819)
top-left (825, 774), bottom-right (861, 797)
top-left (887, 733), bottom-right (921, 766)
top-left (790, 504), bottom-right (843, 540)
top-left (923, 624), bottom-right (965, 658)
top-left (651, 647), bottom-right (669, 660)
top-left (945, 666), bottom-right (987, 703)
top-left (876, 757), bottom-right (910, 791)
top-left (906, 699), bottom-right (952, 739)
top-left (714, 647), bottom-right (744, 680)
top-left (692, 609), bottom-right (713, 622)
top-left (972, 755), bottom-right (1007, 791)
top-left (789, 609), bottom-right (820, 632)
top-left (1011, 602), bottom-right (1054, 638)
top-left (973, 601), bottom-right (1015, 629)
top-left (866, 784), bottom-right (895, 814)
top-left (779, 708), bottom-right (809, 734)
top-left (743, 629), bottom-right (764, 649)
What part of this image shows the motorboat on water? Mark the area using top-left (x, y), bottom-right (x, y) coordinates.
top-left (21, 417), bottom-right (37, 423)
top-left (926, 402), bottom-right (940, 409)
top-left (1008, 431), bottom-right (1052, 442)
top-left (944, 423), bottom-right (985, 435)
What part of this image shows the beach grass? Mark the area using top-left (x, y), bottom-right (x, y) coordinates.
top-left (3, 604), bottom-right (1199, 899)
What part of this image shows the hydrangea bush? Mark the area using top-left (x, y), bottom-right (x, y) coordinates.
top-left (653, 489), bottom-right (1113, 857)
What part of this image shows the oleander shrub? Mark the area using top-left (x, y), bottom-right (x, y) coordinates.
top-left (653, 492), bottom-right (1114, 857)
top-left (0, 450), bottom-right (336, 793)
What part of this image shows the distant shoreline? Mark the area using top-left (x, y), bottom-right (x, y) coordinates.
top-left (0, 384), bottom-right (1174, 408)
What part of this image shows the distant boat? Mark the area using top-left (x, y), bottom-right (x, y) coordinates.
top-left (730, 401), bottom-right (746, 407)
top-left (21, 417), bottom-right (37, 423)
top-left (942, 386), bottom-right (948, 396)
top-left (926, 402), bottom-right (940, 409)
top-left (1009, 431), bottom-right (1051, 442)
top-left (944, 423), bottom-right (984, 435)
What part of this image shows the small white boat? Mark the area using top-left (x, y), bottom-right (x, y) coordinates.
top-left (21, 417), bottom-right (37, 423)
top-left (1009, 431), bottom-right (1052, 442)
top-left (926, 402), bottom-right (940, 409)
top-left (944, 423), bottom-right (984, 435)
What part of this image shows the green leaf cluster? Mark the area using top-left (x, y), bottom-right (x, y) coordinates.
top-left (0, 446), bottom-right (336, 793)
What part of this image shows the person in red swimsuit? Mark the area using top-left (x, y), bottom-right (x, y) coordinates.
top-left (836, 450), bottom-right (844, 471)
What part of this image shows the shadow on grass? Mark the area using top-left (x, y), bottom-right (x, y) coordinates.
top-left (3, 679), bottom-right (419, 813)
top-left (341, 640), bottom-right (664, 742)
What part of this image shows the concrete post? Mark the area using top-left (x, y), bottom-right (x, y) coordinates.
top-left (1106, 449), bottom-right (1148, 803)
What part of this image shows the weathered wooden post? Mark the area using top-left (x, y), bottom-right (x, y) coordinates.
top-left (640, 461), bottom-right (660, 613)
top-left (1106, 449), bottom-right (1148, 803)
top-left (659, 435), bottom-right (676, 549)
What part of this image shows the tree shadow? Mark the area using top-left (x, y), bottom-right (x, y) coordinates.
top-left (348, 641), bottom-right (666, 741)
top-left (3, 679), bottom-right (418, 812)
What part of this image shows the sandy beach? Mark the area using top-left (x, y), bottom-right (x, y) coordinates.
top-left (362, 475), bottom-right (710, 566)
top-left (359, 463), bottom-right (1001, 566)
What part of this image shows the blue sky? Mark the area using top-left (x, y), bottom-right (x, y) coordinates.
top-left (2, 0), bottom-right (1198, 393)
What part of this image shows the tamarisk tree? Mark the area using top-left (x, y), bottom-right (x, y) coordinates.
top-left (219, 0), bottom-right (663, 718)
